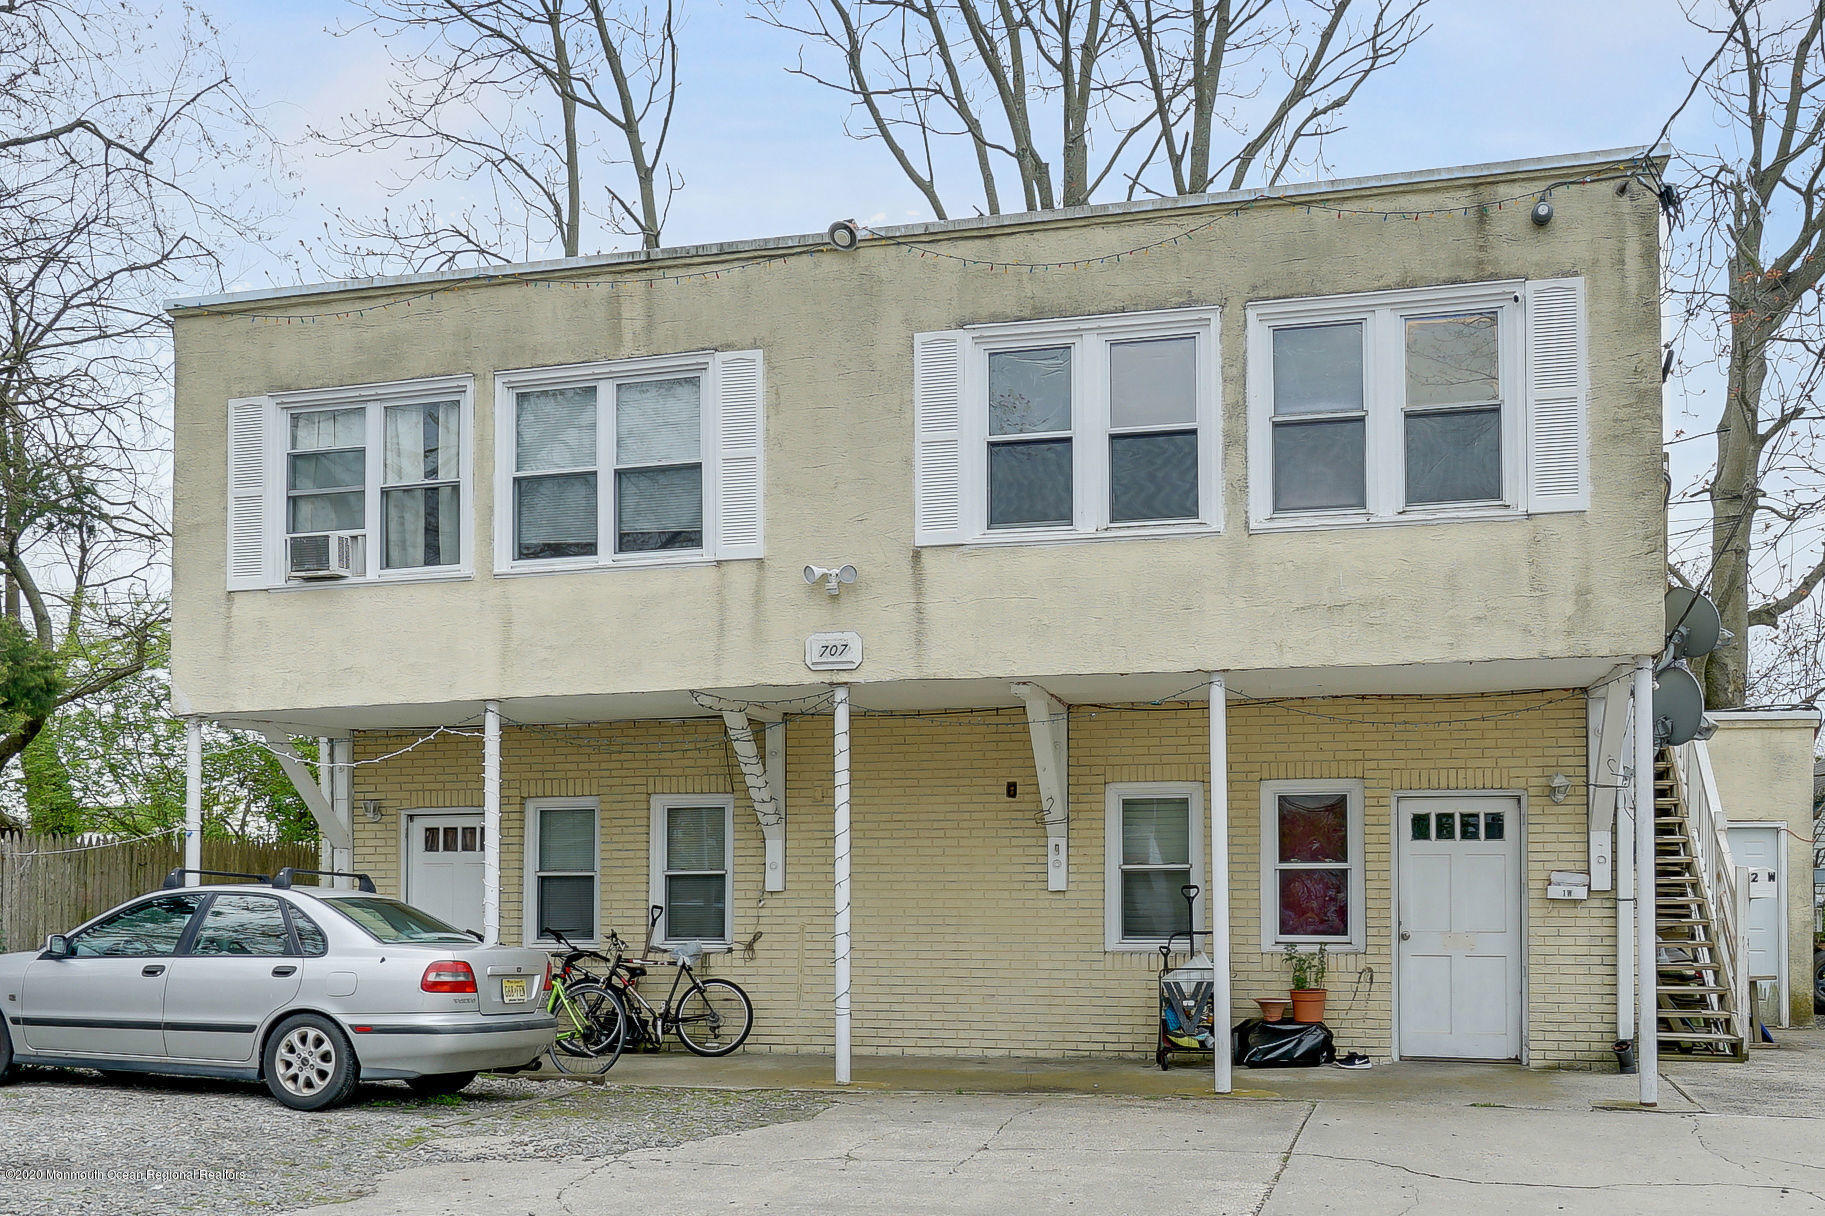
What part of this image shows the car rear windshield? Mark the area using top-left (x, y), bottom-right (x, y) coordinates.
top-left (323, 897), bottom-right (476, 944)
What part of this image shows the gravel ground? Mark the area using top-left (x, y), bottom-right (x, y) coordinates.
top-left (0, 1066), bottom-right (830, 1216)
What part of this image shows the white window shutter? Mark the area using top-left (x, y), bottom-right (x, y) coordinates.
top-left (715, 350), bottom-right (764, 559)
top-left (913, 330), bottom-right (967, 546)
top-left (1524, 278), bottom-right (1589, 513)
top-left (226, 396), bottom-right (271, 590)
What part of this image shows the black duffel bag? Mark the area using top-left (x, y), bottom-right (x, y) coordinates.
top-left (1231, 1017), bottom-right (1336, 1068)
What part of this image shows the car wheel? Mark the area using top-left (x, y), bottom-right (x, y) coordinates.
top-left (263, 1014), bottom-right (359, 1111)
top-left (405, 1071), bottom-right (478, 1098)
top-left (0, 1016), bottom-right (13, 1085)
top-left (1814, 950), bottom-right (1824, 1014)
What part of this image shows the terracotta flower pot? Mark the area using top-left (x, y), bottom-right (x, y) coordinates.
top-left (1289, 988), bottom-right (1328, 1023)
top-left (1255, 998), bottom-right (1288, 1022)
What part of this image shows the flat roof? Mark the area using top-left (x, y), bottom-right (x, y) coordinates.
top-left (167, 143), bottom-right (1666, 313)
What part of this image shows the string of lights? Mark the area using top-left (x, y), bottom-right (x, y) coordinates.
top-left (184, 157), bottom-right (1656, 324)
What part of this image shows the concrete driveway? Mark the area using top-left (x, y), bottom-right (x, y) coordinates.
top-left (295, 1035), bottom-right (1825, 1216)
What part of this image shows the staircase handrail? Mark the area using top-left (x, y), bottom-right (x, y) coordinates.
top-left (1677, 738), bottom-right (1750, 1035)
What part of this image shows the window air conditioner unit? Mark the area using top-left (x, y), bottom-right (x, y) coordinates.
top-left (287, 532), bottom-right (363, 580)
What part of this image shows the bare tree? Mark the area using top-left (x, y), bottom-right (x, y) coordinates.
top-left (0, 0), bottom-right (269, 825)
top-left (1664, 0), bottom-right (1825, 709)
top-left (754, 0), bottom-right (1428, 219)
top-left (319, 0), bottom-right (682, 272)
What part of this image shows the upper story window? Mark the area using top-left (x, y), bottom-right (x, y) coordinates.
top-left (1247, 278), bottom-right (1590, 530)
top-left (224, 375), bottom-right (475, 591)
top-left (494, 350), bottom-right (764, 573)
top-left (914, 307), bottom-right (1220, 546)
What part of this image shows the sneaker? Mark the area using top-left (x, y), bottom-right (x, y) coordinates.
top-left (1333, 1052), bottom-right (1372, 1069)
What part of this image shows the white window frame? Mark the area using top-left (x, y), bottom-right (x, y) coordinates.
top-left (961, 307), bottom-right (1222, 546)
top-left (1258, 779), bottom-right (1366, 953)
top-left (523, 797), bottom-right (601, 947)
top-left (1103, 781), bottom-right (1205, 952)
top-left (493, 352), bottom-right (723, 573)
top-left (265, 375), bottom-right (475, 586)
top-left (648, 794), bottom-right (735, 947)
top-left (1246, 280), bottom-right (1526, 531)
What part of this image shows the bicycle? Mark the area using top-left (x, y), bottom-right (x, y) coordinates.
top-left (602, 906), bottom-right (754, 1056)
top-left (542, 928), bottom-right (628, 1075)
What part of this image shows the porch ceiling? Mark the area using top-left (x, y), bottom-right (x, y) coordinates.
top-left (203, 656), bottom-right (1624, 737)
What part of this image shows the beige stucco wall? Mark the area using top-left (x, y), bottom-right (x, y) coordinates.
top-left (1705, 711), bottom-right (1821, 1027)
top-left (348, 691), bottom-right (1615, 1067)
top-left (170, 158), bottom-right (1667, 719)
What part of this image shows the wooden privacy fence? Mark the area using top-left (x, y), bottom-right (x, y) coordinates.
top-left (0, 832), bottom-right (318, 954)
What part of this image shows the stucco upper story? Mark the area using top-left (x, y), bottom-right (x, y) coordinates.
top-left (168, 146), bottom-right (1670, 727)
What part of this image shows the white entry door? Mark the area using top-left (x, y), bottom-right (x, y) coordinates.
top-left (1397, 796), bottom-right (1523, 1060)
top-left (406, 812), bottom-right (485, 936)
top-left (1726, 824), bottom-right (1785, 1019)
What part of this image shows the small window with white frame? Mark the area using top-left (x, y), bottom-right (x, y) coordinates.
top-left (274, 377), bottom-right (472, 582)
top-left (494, 350), bottom-right (764, 572)
top-left (1258, 779), bottom-right (1365, 952)
top-left (526, 799), bottom-right (599, 945)
top-left (1104, 782), bottom-right (1204, 950)
top-left (1247, 281), bottom-right (1525, 528)
top-left (650, 795), bottom-right (734, 946)
top-left (914, 308), bottom-right (1220, 546)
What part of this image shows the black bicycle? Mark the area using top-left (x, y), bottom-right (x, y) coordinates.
top-left (603, 907), bottom-right (754, 1056)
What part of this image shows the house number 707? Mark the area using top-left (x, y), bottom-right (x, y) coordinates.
top-left (805, 631), bottom-right (863, 671)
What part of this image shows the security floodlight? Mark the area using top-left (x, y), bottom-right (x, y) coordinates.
top-left (803, 564), bottom-right (858, 596)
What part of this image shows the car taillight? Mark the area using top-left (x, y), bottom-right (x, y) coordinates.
top-left (543, 957), bottom-right (552, 995)
top-left (421, 960), bottom-right (477, 993)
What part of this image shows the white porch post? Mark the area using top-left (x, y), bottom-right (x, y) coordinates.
top-left (183, 718), bottom-right (203, 881)
top-left (1632, 657), bottom-right (1658, 1106)
top-left (1209, 675), bottom-right (1232, 1094)
top-left (833, 684), bottom-right (853, 1085)
top-left (483, 700), bottom-right (502, 945)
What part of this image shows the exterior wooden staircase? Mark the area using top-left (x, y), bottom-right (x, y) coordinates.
top-left (1653, 747), bottom-right (1748, 1060)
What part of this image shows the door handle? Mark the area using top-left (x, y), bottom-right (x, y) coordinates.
top-left (141, 964), bottom-right (165, 977)
top-left (1399, 929), bottom-right (1411, 942)
top-left (271, 965), bottom-right (297, 978)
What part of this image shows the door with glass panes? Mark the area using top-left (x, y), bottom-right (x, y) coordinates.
top-left (406, 812), bottom-right (485, 936)
top-left (1396, 796), bottom-right (1522, 1060)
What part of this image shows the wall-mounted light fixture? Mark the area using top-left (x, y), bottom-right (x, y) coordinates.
top-left (1547, 773), bottom-right (1571, 804)
top-left (361, 799), bottom-right (384, 822)
top-left (1531, 195), bottom-right (1554, 227)
top-left (804, 564), bottom-right (857, 596)
top-left (826, 220), bottom-right (860, 251)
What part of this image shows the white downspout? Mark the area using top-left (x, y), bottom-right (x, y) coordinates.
top-left (317, 737), bottom-right (335, 883)
top-left (833, 685), bottom-right (852, 1085)
top-left (483, 701), bottom-right (502, 946)
top-left (1615, 702), bottom-right (1636, 1041)
top-left (183, 718), bottom-right (203, 881)
top-left (1632, 657), bottom-right (1658, 1106)
top-left (1209, 676), bottom-right (1232, 1095)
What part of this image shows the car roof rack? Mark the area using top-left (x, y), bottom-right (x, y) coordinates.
top-left (160, 868), bottom-right (273, 890)
top-left (272, 867), bottom-right (378, 894)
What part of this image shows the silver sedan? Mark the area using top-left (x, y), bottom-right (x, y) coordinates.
top-left (0, 869), bottom-right (556, 1109)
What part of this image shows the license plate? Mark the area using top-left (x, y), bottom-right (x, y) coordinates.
top-left (502, 977), bottom-right (529, 1003)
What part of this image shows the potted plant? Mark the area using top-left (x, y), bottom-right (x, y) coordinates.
top-left (1284, 944), bottom-right (1329, 1023)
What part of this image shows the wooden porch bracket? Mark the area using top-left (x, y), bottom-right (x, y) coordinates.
top-left (1011, 682), bottom-right (1069, 892)
top-left (697, 694), bottom-right (787, 891)
top-left (260, 731), bottom-right (353, 852)
top-left (1585, 669), bottom-right (1633, 893)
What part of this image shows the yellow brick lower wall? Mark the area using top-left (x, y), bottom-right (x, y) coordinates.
top-left (349, 690), bottom-right (1617, 1069)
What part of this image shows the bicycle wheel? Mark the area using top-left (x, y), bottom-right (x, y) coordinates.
top-left (547, 982), bottom-right (627, 1074)
top-left (674, 978), bottom-right (753, 1056)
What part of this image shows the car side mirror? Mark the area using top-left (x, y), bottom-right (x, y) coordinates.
top-left (41, 934), bottom-right (72, 959)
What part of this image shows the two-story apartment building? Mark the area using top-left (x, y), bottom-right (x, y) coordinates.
top-left (170, 145), bottom-right (1682, 1090)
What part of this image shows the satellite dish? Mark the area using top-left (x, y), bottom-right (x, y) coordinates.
top-left (1664, 588), bottom-right (1722, 659)
top-left (1652, 666), bottom-right (1706, 746)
